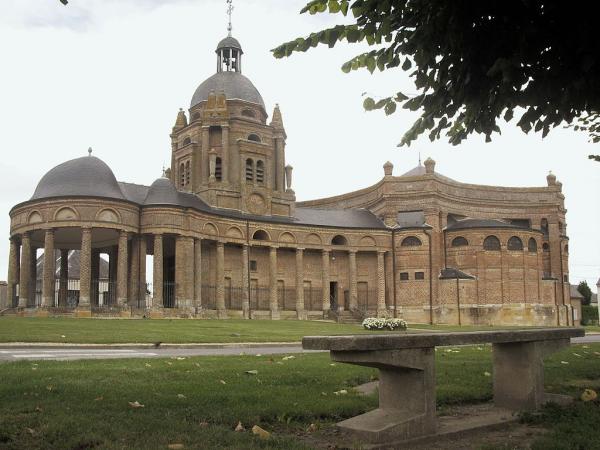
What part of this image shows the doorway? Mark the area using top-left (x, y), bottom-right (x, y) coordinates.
top-left (330, 282), bottom-right (338, 310)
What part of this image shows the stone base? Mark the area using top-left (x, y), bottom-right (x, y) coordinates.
top-left (337, 408), bottom-right (433, 444)
top-left (74, 307), bottom-right (92, 318)
top-left (270, 310), bottom-right (280, 320)
top-left (217, 309), bottom-right (229, 319)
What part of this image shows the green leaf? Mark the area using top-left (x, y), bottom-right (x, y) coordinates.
top-left (402, 58), bottom-right (412, 71)
top-left (363, 97), bottom-right (376, 111)
top-left (384, 101), bottom-right (397, 115)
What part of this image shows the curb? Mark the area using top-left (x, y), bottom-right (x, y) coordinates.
top-left (0, 342), bottom-right (303, 350)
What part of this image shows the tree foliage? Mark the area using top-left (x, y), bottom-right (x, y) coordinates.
top-left (577, 281), bottom-right (592, 306)
top-left (273, 0), bottom-right (600, 158)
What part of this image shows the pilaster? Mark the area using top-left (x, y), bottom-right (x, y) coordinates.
top-left (349, 250), bottom-right (358, 311)
top-left (377, 251), bottom-right (386, 317)
top-left (322, 249), bottom-right (330, 313)
top-left (116, 230), bottom-right (129, 306)
top-left (295, 248), bottom-right (306, 319)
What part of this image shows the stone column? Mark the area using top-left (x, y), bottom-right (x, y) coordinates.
top-left (59, 249), bottom-right (68, 306)
top-left (269, 246), bottom-right (279, 318)
top-left (139, 236), bottom-right (147, 306)
top-left (30, 245), bottom-right (38, 306)
top-left (377, 251), bottom-right (387, 317)
top-left (128, 236), bottom-right (140, 307)
top-left (7, 237), bottom-right (20, 308)
top-left (175, 236), bottom-right (194, 310)
top-left (194, 238), bottom-right (202, 310)
top-left (222, 125), bottom-right (229, 184)
top-left (91, 249), bottom-right (100, 306)
top-left (216, 241), bottom-right (227, 317)
top-left (201, 126), bottom-right (210, 183)
top-left (19, 233), bottom-right (32, 307)
top-left (153, 234), bottom-right (163, 308)
top-left (322, 249), bottom-right (330, 313)
top-left (349, 250), bottom-right (358, 311)
top-left (242, 244), bottom-right (250, 319)
top-left (79, 227), bottom-right (92, 308)
top-left (116, 231), bottom-right (129, 306)
top-left (295, 248), bottom-right (305, 319)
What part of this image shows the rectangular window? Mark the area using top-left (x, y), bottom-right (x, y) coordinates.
top-left (400, 272), bottom-right (409, 281)
top-left (249, 260), bottom-right (258, 272)
top-left (415, 272), bottom-right (425, 280)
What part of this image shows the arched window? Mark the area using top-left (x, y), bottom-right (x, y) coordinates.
top-left (248, 133), bottom-right (261, 143)
top-left (242, 109), bottom-right (255, 118)
top-left (179, 163), bottom-right (185, 187)
top-left (245, 158), bottom-right (254, 181)
top-left (541, 218), bottom-right (549, 235)
top-left (331, 235), bottom-right (348, 246)
top-left (451, 237), bottom-right (468, 247)
top-left (483, 236), bottom-right (501, 251)
top-left (253, 230), bottom-right (269, 241)
top-left (507, 236), bottom-right (523, 251)
top-left (182, 137), bottom-right (191, 146)
top-left (528, 238), bottom-right (538, 252)
top-left (185, 161), bottom-right (191, 186)
top-left (215, 157), bottom-right (222, 181)
top-left (256, 160), bottom-right (264, 184)
top-left (542, 242), bottom-right (550, 252)
top-left (401, 236), bottom-right (422, 247)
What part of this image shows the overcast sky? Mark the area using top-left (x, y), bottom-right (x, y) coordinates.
top-left (0, 0), bottom-right (598, 291)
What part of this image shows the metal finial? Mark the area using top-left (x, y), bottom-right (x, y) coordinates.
top-left (162, 164), bottom-right (166, 178)
top-left (88, 147), bottom-right (93, 156)
top-left (227, 0), bottom-right (234, 37)
top-left (418, 152), bottom-right (421, 166)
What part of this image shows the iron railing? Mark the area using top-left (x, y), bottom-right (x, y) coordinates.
top-left (304, 288), bottom-right (323, 311)
top-left (277, 287), bottom-right (297, 311)
top-left (250, 287), bottom-right (270, 311)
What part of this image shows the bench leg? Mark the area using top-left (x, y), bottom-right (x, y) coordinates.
top-left (492, 339), bottom-right (569, 411)
top-left (331, 348), bottom-right (436, 443)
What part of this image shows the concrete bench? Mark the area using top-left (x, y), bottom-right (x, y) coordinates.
top-left (303, 327), bottom-right (585, 444)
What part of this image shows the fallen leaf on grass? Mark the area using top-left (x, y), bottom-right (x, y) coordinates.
top-left (334, 390), bottom-right (348, 396)
top-left (484, 372), bottom-right (491, 377)
top-left (581, 389), bottom-right (598, 402)
top-left (251, 425), bottom-right (270, 439)
top-left (219, 380), bottom-right (227, 385)
top-left (195, 363), bottom-right (200, 367)
top-left (582, 345), bottom-right (589, 349)
top-left (307, 423), bottom-right (317, 433)
top-left (46, 386), bottom-right (53, 391)
top-left (61, 335), bottom-right (66, 338)
top-left (128, 401), bottom-right (145, 408)
top-left (245, 370), bottom-right (258, 375)
top-left (166, 362), bottom-right (173, 366)
top-left (167, 444), bottom-right (184, 449)
top-left (199, 421), bottom-right (208, 428)
top-left (256, 353), bottom-right (262, 357)
top-left (26, 428), bottom-right (36, 436)
top-left (35, 406), bottom-right (43, 413)
top-left (572, 353), bottom-right (582, 357)
top-left (321, 392), bottom-right (327, 396)
top-left (560, 361), bottom-right (569, 365)
top-left (176, 357), bottom-right (186, 361)
top-left (177, 394), bottom-right (186, 399)
top-left (145, 363), bottom-right (152, 368)
top-left (234, 421), bottom-right (245, 432)
top-left (94, 397), bottom-right (103, 401)
top-left (329, 364), bottom-right (336, 367)
top-left (282, 356), bottom-right (295, 361)
top-left (276, 362), bottom-right (284, 365)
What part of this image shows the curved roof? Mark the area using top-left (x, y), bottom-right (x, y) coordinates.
top-left (31, 156), bottom-right (125, 201)
top-left (217, 36), bottom-right (243, 52)
top-left (400, 165), bottom-right (427, 177)
top-left (190, 72), bottom-right (265, 110)
top-left (446, 218), bottom-right (525, 231)
top-left (144, 177), bottom-right (180, 205)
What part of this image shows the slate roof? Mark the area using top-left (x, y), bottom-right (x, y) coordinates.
top-left (570, 284), bottom-right (584, 299)
top-left (217, 36), bottom-right (243, 51)
top-left (439, 267), bottom-right (476, 280)
top-left (31, 156), bottom-right (125, 201)
top-left (190, 72), bottom-right (265, 110)
top-left (36, 250), bottom-right (109, 280)
top-left (446, 218), bottom-right (526, 231)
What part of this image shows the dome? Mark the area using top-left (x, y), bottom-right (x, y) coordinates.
top-left (190, 71), bottom-right (265, 110)
top-left (31, 156), bottom-right (125, 201)
top-left (144, 177), bottom-right (180, 205)
top-left (217, 36), bottom-right (243, 52)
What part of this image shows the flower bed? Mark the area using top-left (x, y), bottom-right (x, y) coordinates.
top-left (362, 317), bottom-right (407, 331)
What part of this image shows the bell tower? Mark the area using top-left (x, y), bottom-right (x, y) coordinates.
top-left (168, 5), bottom-right (295, 217)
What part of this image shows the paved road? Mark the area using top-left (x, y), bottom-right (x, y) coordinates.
top-left (0, 334), bottom-right (597, 362)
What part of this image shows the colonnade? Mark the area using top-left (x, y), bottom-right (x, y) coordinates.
top-left (7, 228), bottom-right (389, 318)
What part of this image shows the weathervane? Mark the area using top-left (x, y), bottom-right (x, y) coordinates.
top-left (227, 0), bottom-right (234, 36)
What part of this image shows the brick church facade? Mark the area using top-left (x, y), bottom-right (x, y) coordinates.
top-left (5, 35), bottom-right (573, 325)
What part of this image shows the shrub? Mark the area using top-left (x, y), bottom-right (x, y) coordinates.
top-left (362, 317), bottom-right (407, 331)
top-left (581, 305), bottom-right (599, 325)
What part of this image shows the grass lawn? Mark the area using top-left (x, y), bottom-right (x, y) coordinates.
top-left (0, 344), bottom-right (599, 449)
top-left (0, 317), bottom-right (544, 344)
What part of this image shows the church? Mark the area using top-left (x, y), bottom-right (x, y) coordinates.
top-left (5, 32), bottom-right (574, 326)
